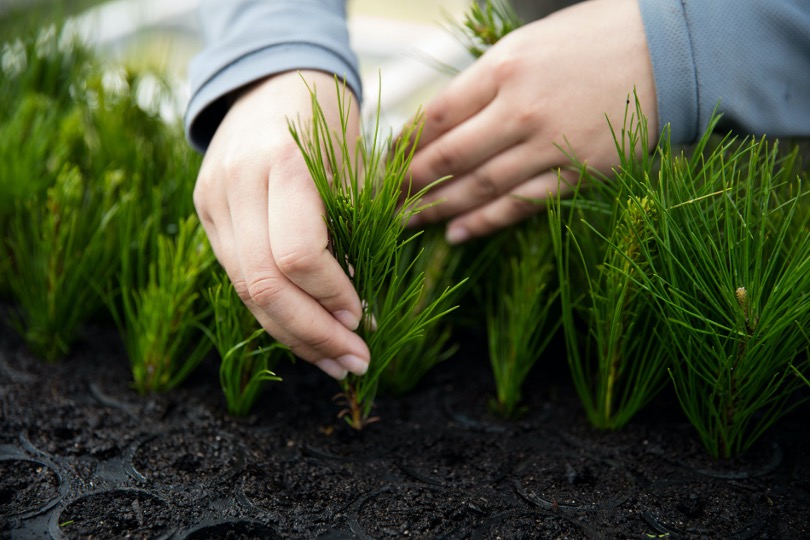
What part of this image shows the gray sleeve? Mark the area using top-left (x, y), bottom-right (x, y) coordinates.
top-left (638, 0), bottom-right (810, 144)
top-left (184, 0), bottom-right (361, 153)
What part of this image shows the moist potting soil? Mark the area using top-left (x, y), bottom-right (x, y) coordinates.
top-left (1, 309), bottom-right (809, 539)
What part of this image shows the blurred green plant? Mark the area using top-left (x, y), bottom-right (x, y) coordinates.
top-left (3, 165), bottom-right (125, 360)
top-left (1, 26), bottom-right (198, 357)
top-left (380, 226), bottom-right (469, 396)
top-left (204, 274), bottom-right (290, 417)
top-left (452, 0), bottom-right (522, 58)
top-left (0, 0), bottom-right (108, 41)
top-left (108, 213), bottom-right (214, 393)
top-left (290, 80), bottom-right (463, 429)
top-left (487, 216), bottom-right (559, 418)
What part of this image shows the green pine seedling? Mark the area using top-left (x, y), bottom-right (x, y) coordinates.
top-left (548, 96), bottom-right (671, 430)
top-left (451, 0), bottom-right (522, 58)
top-left (109, 213), bottom-right (215, 393)
top-left (641, 131), bottom-right (810, 459)
top-left (289, 79), bottom-right (462, 429)
top-left (380, 226), bottom-right (469, 395)
top-left (204, 274), bottom-right (289, 417)
top-left (487, 215), bottom-right (560, 418)
top-left (2, 165), bottom-right (125, 360)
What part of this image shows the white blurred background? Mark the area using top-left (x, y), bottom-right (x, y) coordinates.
top-left (1, 0), bottom-right (579, 132)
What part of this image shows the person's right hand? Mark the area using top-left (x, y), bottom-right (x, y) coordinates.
top-left (193, 70), bottom-right (370, 380)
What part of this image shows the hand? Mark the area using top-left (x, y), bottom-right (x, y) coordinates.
top-left (194, 70), bottom-right (369, 379)
top-left (407, 0), bottom-right (658, 243)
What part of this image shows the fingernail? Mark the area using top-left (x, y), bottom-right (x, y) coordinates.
top-left (316, 359), bottom-right (348, 380)
top-left (446, 225), bottom-right (469, 245)
top-left (337, 354), bottom-right (368, 376)
top-left (333, 309), bottom-right (360, 331)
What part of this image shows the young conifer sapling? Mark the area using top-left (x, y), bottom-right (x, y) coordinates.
top-left (289, 79), bottom-right (463, 429)
top-left (204, 273), bottom-right (289, 417)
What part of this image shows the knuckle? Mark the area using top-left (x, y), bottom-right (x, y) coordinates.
top-left (511, 106), bottom-right (539, 132)
top-left (425, 100), bottom-right (449, 130)
top-left (231, 278), bottom-right (253, 304)
top-left (244, 275), bottom-right (285, 309)
top-left (221, 155), bottom-right (249, 187)
top-left (490, 53), bottom-right (520, 82)
top-left (433, 143), bottom-right (462, 174)
top-left (275, 246), bottom-right (322, 278)
top-left (471, 169), bottom-right (499, 199)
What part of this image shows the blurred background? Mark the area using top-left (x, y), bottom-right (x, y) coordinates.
top-left (0, 0), bottom-right (579, 132)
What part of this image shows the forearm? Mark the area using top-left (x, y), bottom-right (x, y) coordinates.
top-left (638, 0), bottom-right (810, 143)
top-left (185, 0), bottom-right (361, 153)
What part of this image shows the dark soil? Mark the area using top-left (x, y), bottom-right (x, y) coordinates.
top-left (1, 311), bottom-right (809, 539)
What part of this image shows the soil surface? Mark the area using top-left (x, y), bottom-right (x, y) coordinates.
top-left (1, 308), bottom-right (809, 539)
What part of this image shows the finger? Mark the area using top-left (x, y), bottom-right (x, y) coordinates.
top-left (410, 141), bottom-right (548, 227)
top-left (410, 61), bottom-right (498, 151)
top-left (194, 196), bottom-right (341, 372)
top-left (408, 101), bottom-right (525, 192)
top-left (225, 170), bottom-right (370, 376)
top-left (444, 169), bottom-right (575, 244)
top-left (266, 144), bottom-right (363, 331)
top-left (316, 359), bottom-right (348, 380)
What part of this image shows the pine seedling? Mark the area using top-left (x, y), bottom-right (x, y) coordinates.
top-left (204, 274), bottom-right (289, 417)
top-left (451, 0), bottom-right (522, 58)
top-left (641, 131), bottom-right (810, 459)
top-left (548, 96), bottom-right (672, 430)
top-left (110, 213), bottom-right (215, 393)
top-left (2, 165), bottom-right (125, 360)
top-left (0, 95), bottom-right (79, 221)
top-left (380, 226), bottom-right (469, 395)
top-left (289, 80), bottom-right (463, 429)
top-left (487, 216), bottom-right (559, 418)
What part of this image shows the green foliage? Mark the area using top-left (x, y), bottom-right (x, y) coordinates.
top-left (0, 26), bottom-right (198, 357)
top-left (380, 226), bottom-right (469, 395)
top-left (289, 80), bottom-right (464, 429)
top-left (109, 214), bottom-right (215, 394)
top-left (794, 365), bottom-right (810, 389)
top-left (0, 1), bottom-right (108, 42)
top-left (0, 25), bottom-right (95, 116)
top-left (487, 216), bottom-right (559, 418)
top-left (452, 0), bottom-right (522, 58)
top-left (205, 274), bottom-right (289, 417)
top-left (552, 94), bottom-right (810, 456)
top-left (643, 132), bottom-right (810, 459)
top-left (549, 98), bottom-right (671, 430)
top-left (2, 165), bottom-right (125, 360)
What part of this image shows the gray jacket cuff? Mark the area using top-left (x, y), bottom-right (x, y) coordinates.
top-left (184, 0), bottom-right (360, 153)
top-left (185, 43), bottom-right (361, 153)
